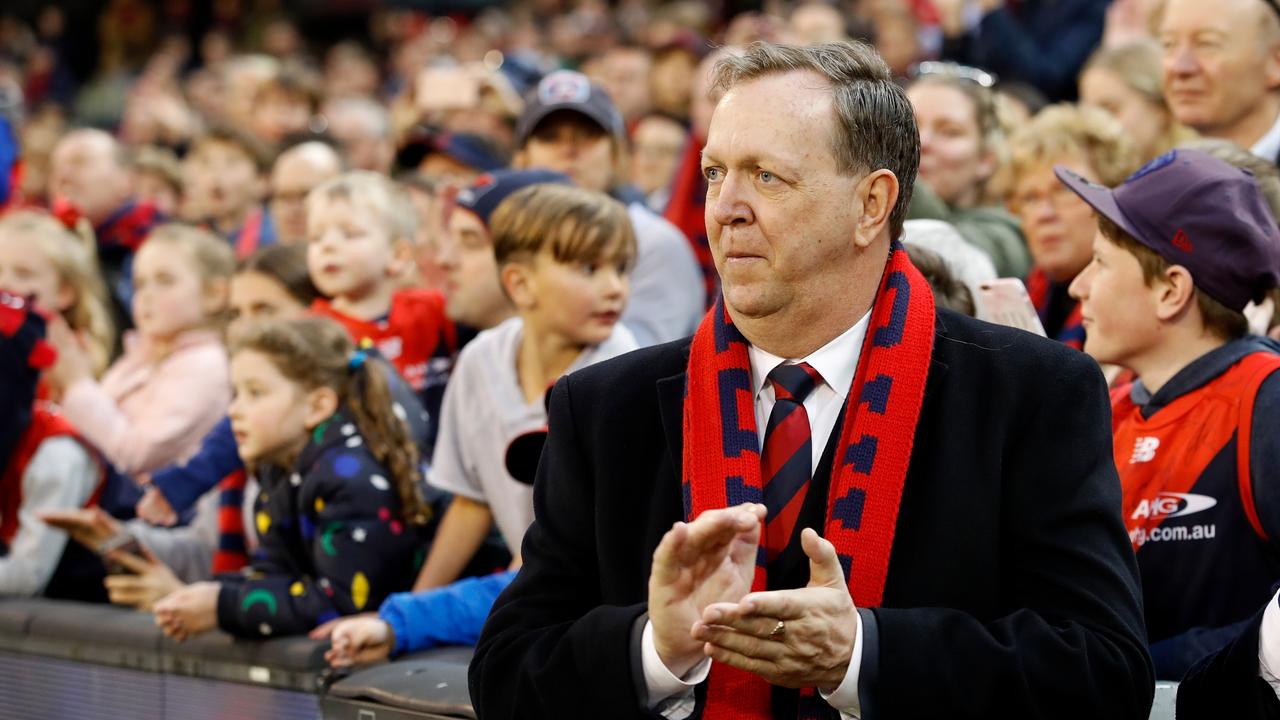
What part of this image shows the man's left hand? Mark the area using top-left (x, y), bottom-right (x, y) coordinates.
top-left (692, 528), bottom-right (857, 690)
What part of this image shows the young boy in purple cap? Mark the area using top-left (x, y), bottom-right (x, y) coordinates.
top-left (513, 69), bottom-right (702, 347)
top-left (1057, 148), bottom-right (1280, 682)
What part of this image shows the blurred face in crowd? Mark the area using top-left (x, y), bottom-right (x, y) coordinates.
top-left (908, 82), bottom-right (993, 209)
top-left (1159, 0), bottom-right (1280, 142)
top-left (228, 270), bottom-right (310, 341)
top-left (404, 184), bottom-right (449, 292)
top-left (307, 197), bottom-right (404, 303)
top-left (789, 4), bottom-right (847, 44)
top-left (1079, 67), bottom-right (1169, 162)
top-left (251, 86), bottom-right (313, 144)
top-left (269, 143), bottom-right (343, 245)
top-left (597, 47), bottom-right (653, 123)
top-left (182, 140), bottom-right (264, 230)
top-left (440, 207), bottom-right (511, 329)
top-left (701, 70), bottom-right (870, 323)
top-left (520, 111), bottom-right (616, 193)
top-left (650, 49), bottom-right (698, 120)
top-left (506, 249), bottom-right (630, 348)
top-left (0, 230), bottom-right (71, 313)
top-left (630, 114), bottom-right (687, 196)
top-left (324, 101), bottom-right (395, 175)
top-left (133, 170), bottom-right (180, 217)
top-left (131, 240), bottom-right (218, 340)
top-left (1009, 156), bottom-right (1099, 283)
top-left (48, 130), bottom-right (132, 225)
top-left (1069, 230), bottom-right (1164, 368)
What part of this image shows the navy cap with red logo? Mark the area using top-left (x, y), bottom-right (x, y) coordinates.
top-left (453, 168), bottom-right (571, 228)
top-left (515, 70), bottom-right (625, 147)
top-left (1055, 148), bottom-right (1280, 313)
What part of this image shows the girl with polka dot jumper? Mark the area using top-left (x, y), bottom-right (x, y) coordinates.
top-left (153, 317), bottom-right (428, 640)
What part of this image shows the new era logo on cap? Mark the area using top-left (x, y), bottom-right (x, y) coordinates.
top-left (538, 71), bottom-right (593, 105)
top-left (1171, 228), bottom-right (1193, 254)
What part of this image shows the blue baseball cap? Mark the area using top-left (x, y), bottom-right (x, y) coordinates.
top-left (453, 168), bottom-right (572, 228)
top-left (1056, 149), bottom-right (1280, 312)
top-left (515, 70), bottom-right (624, 147)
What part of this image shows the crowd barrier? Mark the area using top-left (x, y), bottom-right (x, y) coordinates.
top-left (0, 598), bottom-right (1178, 719)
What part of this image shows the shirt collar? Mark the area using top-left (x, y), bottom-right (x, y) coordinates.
top-left (748, 311), bottom-right (871, 401)
top-left (1250, 109), bottom-right (1280, 162)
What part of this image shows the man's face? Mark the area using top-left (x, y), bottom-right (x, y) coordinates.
top-left (700, 71), bottom-right (865, 322)
top-left (1159, 0), bottom-right (1280, 137)
top-left (48, 133), bottom-right (131, 224)
top-left (630, 115), bottom-right (687, 195)
top-left (599, 49), bottom-right (652, 122)
top-left (182, 140), bottom-right (263, 228)
top-left (440, 208), bottom-right (510, 329)
top-left (269, 149), bottom-right (341, 245)
top-left (521, 111), bottom-right (615, 193)
top-left (1068, 231), bottom-right (1163, 368)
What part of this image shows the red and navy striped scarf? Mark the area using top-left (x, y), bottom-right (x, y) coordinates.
top-left (683, 240), bottom-right (935, 719)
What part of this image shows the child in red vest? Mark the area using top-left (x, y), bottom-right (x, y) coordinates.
top-left (305, 171), bottom-right (456, 453)
top-left (1058, 149), bottom-right (1280, 680)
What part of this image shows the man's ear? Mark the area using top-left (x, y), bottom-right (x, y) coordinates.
top-left (1154, 265), bottom-right (1197, 323)
top-left (303, 386), bottom-right (340, 428)
top-left (853, 169), bottom-right (900, 249)
top-left (500, 260), bottom-right (536, 311)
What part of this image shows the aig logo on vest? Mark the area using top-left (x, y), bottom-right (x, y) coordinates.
top-left (1129, 436), bottom-right (1160, 463)
top-left (1131, 492), bottom-right (1219, 521)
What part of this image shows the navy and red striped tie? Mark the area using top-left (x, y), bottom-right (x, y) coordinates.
top-left (762, 362), bottom-right (823, 563)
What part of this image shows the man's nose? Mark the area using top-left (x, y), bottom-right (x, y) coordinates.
top-left (709, 172), bottom-right (754, 227)
top-left (1168, 45), bottom-right (1199, 76)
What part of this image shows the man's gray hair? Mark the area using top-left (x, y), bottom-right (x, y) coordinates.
top-left (712, 41), bottom-right (920, 239)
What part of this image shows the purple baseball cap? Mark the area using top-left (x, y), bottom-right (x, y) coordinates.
top-left (1055, 149), bottom-right (1280, 312)
top-left (515, 70), bottom-right (625, 147)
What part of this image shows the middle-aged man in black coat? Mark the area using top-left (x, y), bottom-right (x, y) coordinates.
top-left (470, 41), bottom-right (1153, 719)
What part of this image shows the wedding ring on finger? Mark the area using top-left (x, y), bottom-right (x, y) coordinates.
top-left (768, 620), bottom-right (786, 639)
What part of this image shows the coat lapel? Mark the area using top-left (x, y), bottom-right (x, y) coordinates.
top-left (655, 372), bottom-right (686, 490)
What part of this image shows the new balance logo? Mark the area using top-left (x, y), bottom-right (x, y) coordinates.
top-left (1130, 436), bottom-right (1160, 463)
top-left (1172, 228), bottom-right (1193, 253)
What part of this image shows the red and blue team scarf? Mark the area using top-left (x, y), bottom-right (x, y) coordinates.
top-left (683, 240), bottom-right (936, 719)
top-left (664, 134), bottom-right (719, 309)
top-left (1025, 266), bottom-right (1084, 350)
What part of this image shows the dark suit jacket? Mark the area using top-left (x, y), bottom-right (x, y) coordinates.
top-left (1178, 599), bottom-right (1280, 720)
top-left (470, 310), bottom-right (1154, 719)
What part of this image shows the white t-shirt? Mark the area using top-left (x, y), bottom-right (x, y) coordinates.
top-left (428, 317), bottom-right (638, 553)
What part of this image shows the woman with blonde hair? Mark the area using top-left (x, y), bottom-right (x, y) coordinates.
top-left (1079, 40), bottom-right (1197, 162)
top-left (0, 210), bottom-right (115, 377)
top-left (1005, 104), bottom-right (1141, 349)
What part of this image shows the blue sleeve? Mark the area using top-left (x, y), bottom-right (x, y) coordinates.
top-left (380, 570), bottom-right (516, 656)
top-left (1250, 371), bottom-right (1280, 543)
top-left (969, 2), bottom-right (1106, 100)
top-left (150, 417), bottom-right (243, 515)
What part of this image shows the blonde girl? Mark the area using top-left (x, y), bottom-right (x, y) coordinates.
top-left (153, 317), bottom-right (427, 639)
top-left (0, 210), bottom-right (114, 377)
top-left (47, 223), bottom-right (235, 479)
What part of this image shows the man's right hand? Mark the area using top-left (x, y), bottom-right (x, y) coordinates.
top-left (648, 502), bottom-right (766, 677)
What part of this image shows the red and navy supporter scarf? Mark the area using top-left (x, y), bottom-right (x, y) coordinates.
top-left (683, 240), bottom-right (935, 719)
top-left (212, 469), bottom-right (250, 574)
top-left (1025, 267), bottom-right (1084, 350)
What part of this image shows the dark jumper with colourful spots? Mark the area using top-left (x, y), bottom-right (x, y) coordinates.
top-left (214, 410), bottom-right (426, 637)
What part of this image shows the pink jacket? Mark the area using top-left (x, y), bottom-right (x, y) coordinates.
top-left (60, 329), bottom-right (230, 477)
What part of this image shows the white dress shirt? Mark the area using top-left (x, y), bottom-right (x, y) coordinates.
top-left (1250, 110), bottom-right (1280, 164)
top-left (641, 313), bottom-right (872, 718)
top-left (1257, 588), bottom-right (1280, 699)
